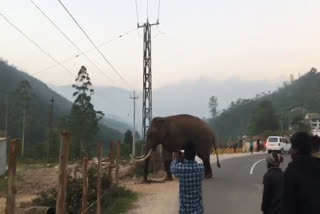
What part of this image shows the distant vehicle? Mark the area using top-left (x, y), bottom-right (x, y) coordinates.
top-left (266, 136), bottom-right (291, 154)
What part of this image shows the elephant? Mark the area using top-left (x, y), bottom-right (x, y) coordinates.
top-left (132, 114), bottom-right (221, 182)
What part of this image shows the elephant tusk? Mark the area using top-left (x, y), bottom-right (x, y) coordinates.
top-left (131, 149), bottom-right (153, 162)
top-left (132, 153), bottom-right (147, 159)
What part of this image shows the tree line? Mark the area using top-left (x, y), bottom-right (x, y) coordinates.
top-left (0, 59), bottom-right (123, 161)
top-left (208, 68), bottom-right (320, 144)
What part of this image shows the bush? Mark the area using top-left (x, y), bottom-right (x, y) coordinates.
top-left (0, 175), bottom-right (8, 192)
top-left (102, 186), bottom-right (138, 214)
top-left (33, 167), bottom-right (111, 214)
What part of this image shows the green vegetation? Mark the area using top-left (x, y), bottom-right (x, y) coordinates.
top-left (0, 175), bottom-right (7, 192)
top-left (32, 167), bottom-right (136, 214)
top-left (209, 68), bottom-right (320, 143)
top-left (61, 66), bottom-right (104, 159)
top-left (208, 96), bottom-right (218, 119)
top-left (247, 100), bottom-right (279, 136)
top-left (0, 59), bottom-right (123, 160)
top-left (102, 186), bottom-right (138, 214)
top-left (124, 130), bottom-right (133, 145)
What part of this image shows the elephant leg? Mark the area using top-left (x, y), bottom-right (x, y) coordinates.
top-left (164, 159), bottom-right (173, 180)
top-left (203, 158), bottom-right (213, 179)
top-left (144, 157), bottom-right (150, 183)
top-left (162, 150), bottom-right (173, 181)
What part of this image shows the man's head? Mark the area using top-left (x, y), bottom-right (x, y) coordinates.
top-left (290, 132), bottom-right (312, 159)
top-left (183, 141), bottom-right (196, 161)
top-left (312, 135), bottom-right (320, 156)
top-left (266, 152), bottom-right (283, 168)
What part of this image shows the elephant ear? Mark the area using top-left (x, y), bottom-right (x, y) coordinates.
top-left (151, 117), bottom-right (168, 137)
top-left (152, 117), bottom-right (166, 128)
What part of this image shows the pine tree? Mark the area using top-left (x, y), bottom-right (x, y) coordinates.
top-left (70, 66), bottom-right (104, 158)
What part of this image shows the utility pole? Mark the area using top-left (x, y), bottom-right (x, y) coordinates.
top-left (21, 109), bottom-right (26, 158)
top-left (130, 91), bottom-right (138, 156)
top-left (5, 94), bottom-right (8, 137)
top-left (48, 96), bottom-right (54, 162)
top-left (138, 20), bottom-right (159, 140)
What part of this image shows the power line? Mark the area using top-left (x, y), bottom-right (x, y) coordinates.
top-left (57, 0), bottom-right (133, 89)
top-left (156, 25), bottom-right (165, 35)
top-left (32, 54), bottom-right (78, 76)
top-left (157, 0), bottom-right (161, 22)
top-left (30, 0), bottom-right (114, 83)
top-left (32, 27), bottom-right (137, 76)
top-left (134, 0), bottom-right (140, 25)
top-left (147, 0), bottom-right (149, 19)
top-left (0, 13), bottom-right (75, 78)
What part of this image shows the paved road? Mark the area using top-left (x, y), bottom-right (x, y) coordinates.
top-left (203, 153), bottom-right (290, 214)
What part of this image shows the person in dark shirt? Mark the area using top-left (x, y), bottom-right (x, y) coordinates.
top-left (261, 152), bottom-right (284, 214)
top-left (281, 132), bottom-right (320, 214)
top-left (311, 135), bottom-right (320, 158)
top-left (250, 139), bottom-right (254, 154)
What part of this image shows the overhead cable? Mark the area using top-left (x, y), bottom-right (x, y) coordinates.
top-left (30, 0), bottom-right (114, 83)
top-left (147, 0), bottom-right (149, 19)
top-left (32, 27), bottom-right (137, 75)
top-left (57, 0), bottom-right (133, 89)
top-left (0, 13), bottom-right (75, 78)
top-left (134, 0), bottom-right (140, 25)
top-left (157, 0), bottom-right (161, 22)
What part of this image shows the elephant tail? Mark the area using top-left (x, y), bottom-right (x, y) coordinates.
top-left (212, 138), bottom-right (221, 168)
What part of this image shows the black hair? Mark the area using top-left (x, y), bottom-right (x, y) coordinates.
top-left (183, 141), bottom-right (196, 161)
top-left (290, 132), bottom-right (312, 156)
top-left (312, 135), bottom-right (320, 152)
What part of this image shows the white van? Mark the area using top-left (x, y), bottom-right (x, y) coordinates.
top-left (266, 136), bottom-right (291, 154)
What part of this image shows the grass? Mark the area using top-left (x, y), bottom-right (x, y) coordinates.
top-left (102, 186), bottom-right (138, 214)
top-left (16, 159), bottom-right (57, 172)
top-left (0, 175), bottom-right (7, 192)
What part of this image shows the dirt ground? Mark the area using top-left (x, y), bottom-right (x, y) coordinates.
top-left (0, 160), bottom-right (134, 213)
top-left (0, 153), bottom-right (254, 214)
top-left (125, 153), bottom-right (254, 214)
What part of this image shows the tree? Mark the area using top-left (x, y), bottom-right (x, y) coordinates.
top-left (70, 66), bottom-right (104, 158)
top-left (290, 113), bottom-right (311, 134)
top-left (247, 100), bottom-right (279, 136)
top-left (124, 130), bottom-right (133, 145)
top-left (14, 80), bottom-right (33, 158)
top-left (209, 96), bottom-right (218, 119)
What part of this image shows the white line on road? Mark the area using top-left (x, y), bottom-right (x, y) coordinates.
top-left (250, 158), bottom-right (265, 175)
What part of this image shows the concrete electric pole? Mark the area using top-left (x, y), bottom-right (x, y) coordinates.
top-left (48, 96), bottom-right (54, 162)
top-left (130, 91), bottom-right (139, 156)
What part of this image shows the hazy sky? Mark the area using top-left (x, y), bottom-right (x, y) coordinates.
top-left (1, 0), bottom-right (320, 91)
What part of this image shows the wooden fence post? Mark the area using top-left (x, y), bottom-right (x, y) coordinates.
top-left (81, 156), bottom-right (89, 214)
top-left (56, 131), bottom-right (71, 214)
top-left (97, 141), bottom-right (102, 214)
top-left (5, 139), bottom-right (19, 214)
top-left (115, 141), bottom-right (121, 185)
top-left (108, 141), bottom-right (114, 182)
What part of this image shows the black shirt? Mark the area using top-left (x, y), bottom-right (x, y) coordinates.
top-left (281, 157), bottom-right (320, 214)
top-left (262, 167), bottom-right (284, 214)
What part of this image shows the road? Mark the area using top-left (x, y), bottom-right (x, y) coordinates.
top-left (203, 153), bottom-right (290, 214)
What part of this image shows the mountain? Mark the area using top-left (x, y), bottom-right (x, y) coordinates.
top-left (209, 68), bottom-right (320, 142)
top-left (0, 59), bottom-right (124, 158)
top-left (53, 77), bottom-right (282, 130)
top-left (50, 85), bottom-right (132, 133)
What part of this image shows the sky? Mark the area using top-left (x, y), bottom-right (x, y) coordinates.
top-left (1, 0), bottom-right (320, 91)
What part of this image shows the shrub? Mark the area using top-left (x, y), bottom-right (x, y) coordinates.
top-left (33, 167), bottom-right (111, 214)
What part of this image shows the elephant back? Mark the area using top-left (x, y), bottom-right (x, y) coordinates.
top-left (161, 114), bottom-right (215, 156)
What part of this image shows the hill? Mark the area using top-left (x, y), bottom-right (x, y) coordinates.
top-left (51, 85), bottom-right (132, 133)
top-left (53, 78), bottom-right (281, 130)
top-left (209, 68), bottom-right (320, 143)
top-left (0, 59), bottom-right (123, 158)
